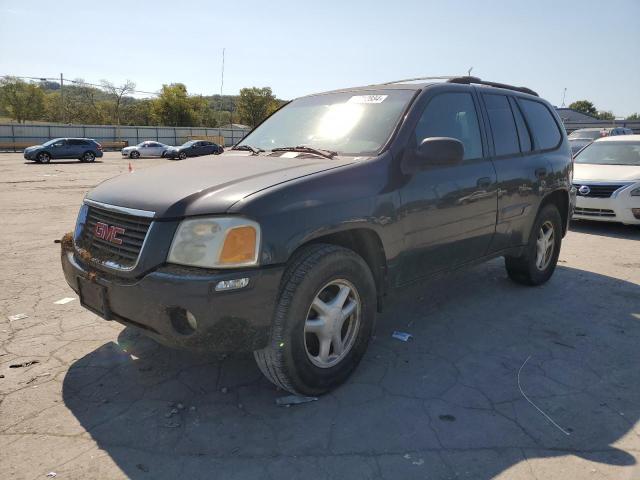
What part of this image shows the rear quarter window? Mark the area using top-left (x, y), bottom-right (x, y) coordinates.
top-left (519, 99), bottom-right (562, 151)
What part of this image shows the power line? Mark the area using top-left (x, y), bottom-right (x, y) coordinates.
top-left (0, 74), bottom-right (159, 96)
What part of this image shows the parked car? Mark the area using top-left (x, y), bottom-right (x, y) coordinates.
top-left (164, 140), bottom-right (224, 160)
top-left (569, 138), bottom-right (593, 156)
top-left (122, 141), bottom-right (170, 159)
top-left (568, 127), bottom-right (633, 141)
top-left (60, 76), bottom-right (573, 395)
top-left (572, 135), bottom-right (640, 225)
top-left (24, 138), bottom-right (103, 163)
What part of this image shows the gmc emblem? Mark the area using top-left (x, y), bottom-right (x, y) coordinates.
top-left (94, 221), bottom-right (125, 245)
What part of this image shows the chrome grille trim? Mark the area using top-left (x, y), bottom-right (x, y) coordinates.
top-left (574, 207), bottom-right (616, 217)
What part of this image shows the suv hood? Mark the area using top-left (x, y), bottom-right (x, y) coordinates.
top-left (86, 152), bottom-right (356, 218)
top-left (574, 163), bottom-right (640, 182)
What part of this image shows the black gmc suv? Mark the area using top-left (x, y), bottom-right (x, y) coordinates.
top-left (61, 77), bottom-right (574, 395)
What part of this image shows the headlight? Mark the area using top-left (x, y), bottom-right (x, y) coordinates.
top-left (167, 217), bottom-right (260, 268)
top-left (630, 186), bottom-right (640, 196)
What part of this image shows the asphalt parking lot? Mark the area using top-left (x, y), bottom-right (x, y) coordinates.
top-left (1, 151), bottom-right (639, 480)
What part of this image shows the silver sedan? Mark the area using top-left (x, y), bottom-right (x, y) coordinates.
top-left (121, 141), bottom-right (170, 159)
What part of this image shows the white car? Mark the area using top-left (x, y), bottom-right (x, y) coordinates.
top-left (121, 141), bottom-right (170, 159)
top-left (573, 135), bottom-right (640, 225)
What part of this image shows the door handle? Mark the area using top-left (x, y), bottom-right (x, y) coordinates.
top-left (476, 177), bottom-right (492, 189)
top-left (535, 167), bottom-right (547, 179)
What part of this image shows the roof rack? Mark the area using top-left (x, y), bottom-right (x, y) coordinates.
top-left (381, 75), bottom-right (539, 97)
top-left (447, 76), bottom-right (539, 97)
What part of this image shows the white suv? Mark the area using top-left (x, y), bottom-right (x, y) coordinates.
top-left (573, 135), bottom-right (640, 225)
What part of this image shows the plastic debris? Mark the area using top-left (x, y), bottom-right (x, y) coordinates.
top-left (392, 331), bottom-right (413, 342)
top-left (8, 313), bottom-right (28, 321)
top-left (276, 395), bottom-right (318, 406)
top-left (54, 297), bottom-right (75, 305)
top-left (46, 473), bottom-right (57, 478)
top-left (10, 360), bottom-right (40, 368)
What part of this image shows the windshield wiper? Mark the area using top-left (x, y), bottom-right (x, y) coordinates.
top-left (232, 145), bottom-right (264, 155)
top-left (272, 146), bottom-right (337, 159)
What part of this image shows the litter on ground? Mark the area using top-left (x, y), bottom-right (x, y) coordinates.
top-left (8, 313), bottom-right (28, 321)
top-left (276, 395), bottom-right (318, 406)
top-left (392, 331), bottom-right (413, 342)
top-left (9, 360), bottom-right (40, 368)
top-left (54, 297), bottom-right (75, 305)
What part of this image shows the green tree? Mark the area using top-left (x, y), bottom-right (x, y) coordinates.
top-left (596, 110), bottom-right (615, 121)
top-left (237, 87), bottom-right (278, 127)
top-left (568, 100), bottom-right (597, 116)
top-left (0, 77), bottom-right (45, 123)
top-left (153, 83), bottom-right (200, 126)
top-left (626, 113), bottom-right (640, 121)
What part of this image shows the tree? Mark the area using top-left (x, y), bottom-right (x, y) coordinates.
top-left (101, 79), bottom-right (136, 135)
top-left (237, 87), bottom-right (279, 127)
top-left (568, 100), bottom-right (597, 116)
top-left (0, 77), bottom-right (45, 123)
top-left (152, 83), bottom-right (198, 126)
top-left (626, 113), bottom-right (640, 121)
top-left (596, 110), bottom-right (615, 121)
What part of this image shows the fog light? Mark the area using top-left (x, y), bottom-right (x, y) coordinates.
top-left (215, 277), bottom-right (249, 292)
top-left (632, 208), bottom-right (640, 219)
top-left (168, 307), bottom-right (197, 335)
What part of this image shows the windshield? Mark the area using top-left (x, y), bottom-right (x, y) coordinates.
top-left (42, 138), bottom-right (62, 146)
top-left (237, 89), bottom-right (415, 155)
top-left (574, 141), bottom-right (640, 166)
top-left (568, 130), bottom-right (603, 140)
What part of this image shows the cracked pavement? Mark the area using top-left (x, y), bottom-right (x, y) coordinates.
top-left (1, 152), bottom-right (639, 479)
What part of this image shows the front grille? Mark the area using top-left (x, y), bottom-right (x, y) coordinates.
top-left (573, 183), bottom-right (624, 198)
top-left (78, 206), bottom-right (152, 268)
top-left (574, 207), bottom-right (616, 217)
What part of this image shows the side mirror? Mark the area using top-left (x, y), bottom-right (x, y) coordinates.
top-left (415, 137), bottom-right (464, 167)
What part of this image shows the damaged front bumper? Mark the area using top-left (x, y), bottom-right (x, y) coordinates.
top-left (60, 248), bottom-right (284, 352)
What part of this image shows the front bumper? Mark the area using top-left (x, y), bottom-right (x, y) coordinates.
top-left (573, 183), bottom-right (640, 225)
top-left (61, 250), bottom-right (284, 352)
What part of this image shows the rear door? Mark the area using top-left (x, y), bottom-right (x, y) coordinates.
top-left (397, 89), bottom-right (498, 284)
top-left (484, 94), bottom-right (561, 252)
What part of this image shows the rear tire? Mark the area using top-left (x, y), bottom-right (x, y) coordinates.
top-left (37, 152), bottom-right (51, 164)
top-left (81, 151), bottom-right (96, 163)
top-left (505, 203), bottom-right (562, 286)
top-left (254, 244), bottom-right (376, 395)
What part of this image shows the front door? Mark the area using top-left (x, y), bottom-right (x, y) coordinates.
top-left (397, 91), bottom-right (498, 286)
top-left (50, 139), bottom-right (70, 158)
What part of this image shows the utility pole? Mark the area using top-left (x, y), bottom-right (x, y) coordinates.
top-left (60, 73), bottom-right (64, 123)
top-left (220, 47), bottom-right (225, 99)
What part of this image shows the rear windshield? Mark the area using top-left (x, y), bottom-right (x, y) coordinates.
top-left (574, 141), bottom-right (640, 166)
top-left (237, 89), bottom-right (415, 155)
top-left (568, 130), bottom-right (602, 140)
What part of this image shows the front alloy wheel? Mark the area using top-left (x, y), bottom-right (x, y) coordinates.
top-left (178, 152), bottom-right (187, 160)
top-left (37, 152), bottom-right (51, 164)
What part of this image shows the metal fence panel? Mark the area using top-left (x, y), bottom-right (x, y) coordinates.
top-left (0, 123), bottom-right (249, 151)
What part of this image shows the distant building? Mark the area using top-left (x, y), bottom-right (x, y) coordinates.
top-left (555, 108), bottom-right (600, 123)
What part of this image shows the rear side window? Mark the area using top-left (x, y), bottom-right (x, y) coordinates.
top-left (415, 92), bottom-right (483, 160)
top-left (519, 99), bottom-right (562, 150)
top-left (483, 94), bottom-right (519, 156)
top-left (509, 98), bottom-right (532, 152)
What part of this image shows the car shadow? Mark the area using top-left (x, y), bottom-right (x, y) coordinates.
top-left (570, 219), bottom-right (640, 240)
top-left (62, 263), bottom-right (640, 479)
top-left (23, 160), bottom-right (104, 165)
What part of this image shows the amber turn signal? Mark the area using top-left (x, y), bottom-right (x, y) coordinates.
top-left (219, 226), bottom-right (257, 264)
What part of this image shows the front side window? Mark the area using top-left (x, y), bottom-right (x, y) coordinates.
top-left (483, 94), bottom-right (519, 156)
top-left (574, 142), bottom-right (640, 166)
top-left (237, 89), bottom-right (415, 156)
top-left (414, 92), bottom-right (483, 160)
top-left (520, 99), bottom-right (562, 150)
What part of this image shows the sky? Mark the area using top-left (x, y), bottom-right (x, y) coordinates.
top-left (1, 0), bottom-right (639, 117)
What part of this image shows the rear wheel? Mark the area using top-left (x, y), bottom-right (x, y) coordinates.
top-left (254, 244), bottom-right (376, 395)
top-left (37, 152), bottom-right (51, 164)
top-left (130, 151), bottom-right (140, 159)
top-left (81, 151), bottom-right (96, 163)
top-left (505, 204), bottom-right (562, 286)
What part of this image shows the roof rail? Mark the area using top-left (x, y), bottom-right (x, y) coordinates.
top-left (381, 76), bottom-right (456, 85)
top-left (447, 76), bottom-right (539, 97)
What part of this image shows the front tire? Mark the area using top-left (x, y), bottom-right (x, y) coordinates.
top-left (178, 152), bottom-right (187, 160)
top-left (505, 203), bottom-right (562, 286)
top-left (254, 244), bottom-right (377, 395)
top-left (130, 151), bottom-right (140, 159)
top-left (37, 152), bottom-right (51, 164)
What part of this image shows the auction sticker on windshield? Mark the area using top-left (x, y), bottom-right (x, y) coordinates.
top-left (347, 95), bottom-right (388, 104)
